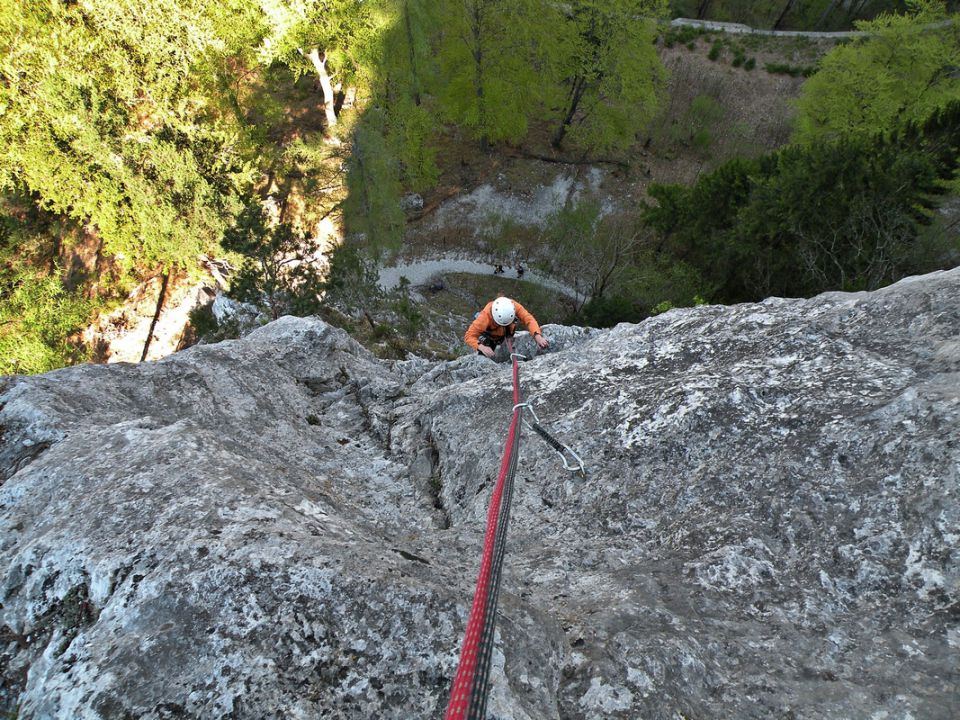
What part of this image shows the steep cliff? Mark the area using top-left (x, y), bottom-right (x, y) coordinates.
top-left (1, 268), bottom-right (958, 719)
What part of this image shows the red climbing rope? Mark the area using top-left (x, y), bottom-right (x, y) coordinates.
top-left (445, 341), bottom-right (523, 720)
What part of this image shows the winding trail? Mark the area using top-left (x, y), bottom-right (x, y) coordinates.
top-left (377, 255), bottom-right (587, 303)
top-left (670, 17), bottom-right (864, 39)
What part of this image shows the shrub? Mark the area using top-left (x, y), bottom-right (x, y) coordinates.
top-left (765, 62), bottom-right (815, 77)
top-left (187, 303), bottom-right (219, 339)
top-left (582, 294), bottom-right (642, 327)
top-left (745, 57), bottom-right (756, 71)
top-left (662, 25), bottom-right (709, 49)
top-left (0, 269), bottom-right (93, 374)
top-left (221, 200), bottom-right (326, 320)
top-left (708, 43), bottom-right (721, 61)
top-left (389, 276), bottom-right (423, 338)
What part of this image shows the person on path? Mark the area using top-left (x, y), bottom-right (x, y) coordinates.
top-left (465, 296), bottom-right (550, 359)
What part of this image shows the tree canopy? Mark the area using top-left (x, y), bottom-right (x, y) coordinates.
top-left (552, 0), bottom-right (668, 152)
top-left (0, 0), bottom-right (256, 269)
top-left (794, 1), bottom-right (960, 144)
top-left (431, 0), bottom-right (567, 147)
top-left (1, 0), bottom-right (957, 370)
top-left (646, 103), bottom-right (960, 301)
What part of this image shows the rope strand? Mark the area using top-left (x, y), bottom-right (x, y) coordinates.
top-left (445, 340), bottom-right (523, 720)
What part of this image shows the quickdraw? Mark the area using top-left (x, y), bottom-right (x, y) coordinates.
top-left (510, 351), bottom-right (586, 476)
top-left (513, 401), bottom-right (585, 476)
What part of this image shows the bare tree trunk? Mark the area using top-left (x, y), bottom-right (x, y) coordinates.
top-left (141, 271), bottom-right (170, 362)
top-left (552, 76), bottom-right (587, 149)
top-left (49, 234), bottom-right (61, 276)
top-left (404, 1), bottom-right (422, 106)
top-left (815, 0), bottom-right (842, 30)
top-left (470, 2), bottom-right (489, 151)
top-left (696, 0), bottom-right (713, 19)
top-left (91, 235), bottom-right (105, 300)
top-left (773, 0), bottom-right (795, 30)
top-left (305, 48), bottom-right (338, 130)
top-left (844, 0), bottom-right (869, 24)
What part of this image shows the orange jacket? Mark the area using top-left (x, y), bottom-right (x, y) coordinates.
top-left (464, 299), bottom-right (543, 350)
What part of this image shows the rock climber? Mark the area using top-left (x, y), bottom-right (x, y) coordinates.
top-left (464, 296), bottom-right (550, 359)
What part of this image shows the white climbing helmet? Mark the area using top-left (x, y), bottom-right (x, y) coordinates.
top-left (491, 297), bottom-right (516, 326)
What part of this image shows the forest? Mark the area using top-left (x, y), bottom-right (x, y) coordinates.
top-left (1, 0), bottom-right (958, 373)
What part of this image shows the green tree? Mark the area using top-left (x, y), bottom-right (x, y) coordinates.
top-left (546, 201), bottom-right (650, 307)
top-left (433, 0), bottom-right (566, 148)
top-left (221, 199), bottom-right (326, 319)
top-left (366, 0), bottom-right (441, 191)
top-left (256, 0), bottom-right (386, 133)
top-left (0, 199), bottom-right (99, 374)
top-left (342, 114), bottom-right (406, 251)
top-left (579, 254), bottom-right (705, 326)
top-left (0, 260), bottom-right (93, 375)
top-left (644, 102), bottom-right (960, 301)
top-left (794, 1), bottom-right (960, 144)
top-left (552, 0), bottom-right (668, 152)
top-left (0, 0), bottom-right (255, 270)
top-left (645, 157), bottom-right (758, 297)
top-left (321, 242), bottom-right (383, 321)
top-left (733, 138), bottom-right (947, 294)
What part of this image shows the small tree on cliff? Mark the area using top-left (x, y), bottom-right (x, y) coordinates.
top-left (222, 200), bottom-right (325, 319)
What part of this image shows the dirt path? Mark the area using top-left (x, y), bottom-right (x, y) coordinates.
top-left (378, 255), bottom-right (587, 303)
top-left (670, 17), bottom-right (865, 39)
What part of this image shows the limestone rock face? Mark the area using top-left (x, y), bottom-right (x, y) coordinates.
top-left (2, 269), bottom-right (959, 719)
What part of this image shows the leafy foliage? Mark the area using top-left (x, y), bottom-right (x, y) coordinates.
top-left (221, 199), bottom-right (325, 318)
top-left (321, 243), bottom-right (383, 316)
top-left (794, 1), bottom-right (960, 144)
top-left (1, 0), bottom-right (956, 372)
top-left (0, 0), bottom-right (255, 269)
top-left (0, 265), bottom-right (93, 375)
top-left (257, 0), bottom-right (379, 83)
top-left (343, 114), bottom-right (406, 252)
top-left (0, 201), bottom-right (100, 374)
top-left (366, 0), bottom-right (441, 192)
top-left (545, 202), bottom-right (647, 304)
top-left (551, 0), bottom-right (668, 153)
top-left (645, 102), bottom-right (960, 301)
top-left (579, 253), bottom-right (706, 326)
top-left (432, 0), bottom-right (567, 147)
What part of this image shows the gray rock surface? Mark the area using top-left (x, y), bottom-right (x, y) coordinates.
top-left (2, 269), bottom-right (959, 719)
